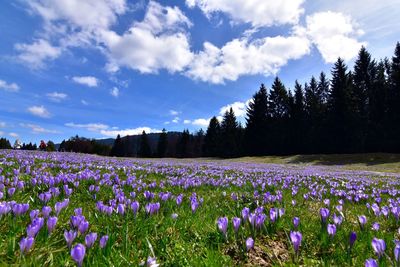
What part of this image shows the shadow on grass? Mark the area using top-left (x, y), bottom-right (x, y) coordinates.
top-left (287, 153), bottom-right (400, 166)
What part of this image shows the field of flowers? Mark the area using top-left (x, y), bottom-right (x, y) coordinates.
top-left (1, 150), bottom-right (400, 266)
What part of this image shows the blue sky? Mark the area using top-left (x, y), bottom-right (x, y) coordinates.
top-left (0, 0), bottom-right (399, 144)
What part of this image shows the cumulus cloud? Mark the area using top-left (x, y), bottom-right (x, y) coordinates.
top-left (46, 92), bottom-right (68, 102)
top-left (72, 76), bottom-right (99, 87)
top-left (302, 11), bottom-right (365, 63)
top-left (0, 79), bottom-right (20, 92)
top-left (191, 118), bottom-right (210, 127)
top-left (110, 87), bottom-right (119, 97)
top-left (102, 1), bottom-right (193, 74)
top-left (172, 117), bottom-right (180, 123)
top-left (9, 133), bottom-right (19, 138)
top-left (100, 127), bottom-right (160, 137)
top-left (27, 105), bottom-right (51, 118)
top-left (65, 122), bottom-right (159, 137)
top-left (187, 35), bottom-right (311, 84)
top-left (65, 122), bottom-right (109, 132)
top-left (219, 101), bottom-right (249, 117)
top-left (14, 39), bottom-right (62, 68)
top-left (186, 0), bottom-right (305, 27)
top-left (20, 123), bottom-right (60, 134)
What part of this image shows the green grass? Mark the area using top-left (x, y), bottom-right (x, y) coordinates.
top-left (223, 153), bottom-right (400, 173)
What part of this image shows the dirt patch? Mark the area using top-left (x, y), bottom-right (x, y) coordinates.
top-left (225, 233), bottom-right (290, 266)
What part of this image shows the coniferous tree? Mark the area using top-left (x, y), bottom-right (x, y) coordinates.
top-left (193, 129), bottom-right (204, 157)
top-left (245, 83), bottom-right (269, 156)
top-left (157, 128), bottom-right (168, 157)
top-left (269, 77), bottom-right (290, 154)
top-left (290, 81), bottom-right (306, 153)
top-left (387, 42), bottom-right (400, 151)
top-left (138, 131), bottom-right (152, 158)
top-left (111, 134), bottom-right (124, 157)
top-left (353, 46), bottom-right (376, 151)
top-left (46, 141), bottom-right (56, 152)
top-left (0, 137), bottom-right (12, 149)
top-left (176, 129), bottom-right (190, 158)
top-left (220, 108), bottom-right (239, 158)
top-left (327, 58), bottom-right (356, 153)
top-left (203, 117), bottom-right (221, 157)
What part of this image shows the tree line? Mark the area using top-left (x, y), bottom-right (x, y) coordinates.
top-left (121, 42), bottom-right (400, 158)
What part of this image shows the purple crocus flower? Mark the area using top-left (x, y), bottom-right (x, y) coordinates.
top-left (349, 231), bottom-right (357, 248)
top-left (47, 216), bottom-right (58, 234)
top-left (241, 207), bottom-right (250, 221)
top-left (372, 222), bottom-right (380, 231)
top-left (333, 214), bottom-right (343, 226)
top-left (293, 217), bottom-right (300, 229)
top-left (130, 201), bottom-right (139, 215)
top-left (269, 208), bottom-right (278, 222)
top-left (147, 256), bottom-right (159, 267)
top-left (29, 209), bottom-right (39, 220)
top-left (171, 213), bottom-right (178, 219)
top-left (42, 206), bottom-right (52, 218)
top-left (117, 204), bottom-right (125, 215)
top-left (246, 237), bottom-right (254, 251)
top-left (85, 232), bottom-right (98, 248)
top-left (371, 238), bottom-right (386, 258)
top-left (290, 231), bottom-right (302, 253)
top-left (78, 220), bottom-right (89, 235)
top-left (99, 235), bottom-right (109, 248)
top-left (19, 236), bottom-right (34, 254)
top-left (71, 243), bottom-right (86, 267)
top-left (232, 217), bottom-right (241, 233)
top-left (365, 258), bottom-right (378, 267)
top-left (394, 241), bottom-right (400, 262)
top-left (327, 224), bottom-right (336, 237)
top-left (358, 215), bottom-right (367, 229)
top-left (320, 208), bottom-right (330, 223)
top-left (64, 230), bottom-right (77, 248)
top-left (74, 208), bottom-right (83, 216)
top-left (217, 217), bottom-right (228, 237)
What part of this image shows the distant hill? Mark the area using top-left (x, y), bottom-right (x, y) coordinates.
top-left (56, 132), bottom-right (182, 156)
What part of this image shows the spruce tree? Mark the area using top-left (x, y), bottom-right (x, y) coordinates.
top-left (327, 58), bottom-right (356, 153)
top-left (157, 128), bottom-right (168, 157)
top-left (387, 42), bottom-right (400, 151)
top-left (269, 77), bottom-right (289, 154)
top-left (110, 134), bottom-right (124, 157)
top-left (138, 131), bottom-right (151, 158)
top-left (203, 116), bottom-right (221, 157)
top-left (245, 83), bottom-right (269, 155)
top-left (220, 108), bottom-right (239, 158)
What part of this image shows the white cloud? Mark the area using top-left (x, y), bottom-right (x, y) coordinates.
top-left (100, 127), bottom-right (160, 137)
top-left (302, 11), bottom-right (365, 63)
top-left (101, 1), bottom-right (193, 74)
top-left (186, 0), bottom-right (305, 27)
top-left (81, 99), bottom-right (89, 105)
top-left (191, 118), bottom-right (210, 127)
top-left (27, 105), bottom-right (51, 118)
top-left (183, 119), bottom-right (191, 124)
top-left (172, 117), bottom-right (180, 123)
top-left (187, 35), bottom-right (310, 84)
top-left (14, 39), bottom-right (62, 68)
top-left (110, 87), bottom-right (119, 97)
top-left (169, 110), bottom-right (179, 116)
top-left (65, 122), bottom-right (109, 132)
top-left (219, 101), bottom-right (249, 117)
top-left (72, 76), bottom-right (99, 87)
top-left (46, 92), bottom-right (68, 102)
top-left (20, 123), bottom-right (60, 134)
top-left (26, 0), bottom-right (127, 31)
top-left (0, 79), bottom-right (20, 92)
top-left (9, 133), bottom-right (19, 138)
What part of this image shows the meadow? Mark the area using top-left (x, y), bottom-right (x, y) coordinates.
top-left (1, 150), bottom-right (400, 266)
